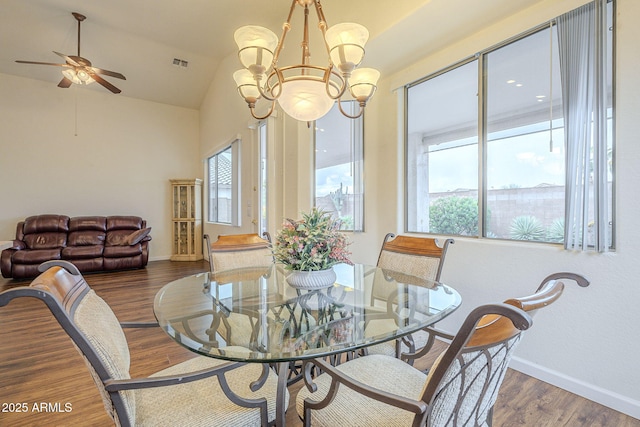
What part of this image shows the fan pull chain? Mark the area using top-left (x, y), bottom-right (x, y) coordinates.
top-left (74, 86), bottom-right (78, 136)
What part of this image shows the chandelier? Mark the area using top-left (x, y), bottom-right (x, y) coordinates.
top-left (233, 0), bottom-right (380, 122)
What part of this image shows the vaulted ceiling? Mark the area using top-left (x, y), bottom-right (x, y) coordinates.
top-left (0, 0), bottom-right (545, 109)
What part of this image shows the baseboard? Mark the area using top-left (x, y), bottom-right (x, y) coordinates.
top-left (510, 356), bottom-right (640, 420)
top-left (148, 255), bottom-right (172, 262)
top-left (149, 255), bottom-right (209, 262)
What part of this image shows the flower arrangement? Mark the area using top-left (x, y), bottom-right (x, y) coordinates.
top-left (274, 208), bottom-right (352, 271)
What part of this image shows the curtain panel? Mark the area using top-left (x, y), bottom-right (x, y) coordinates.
top-left (557, 0), bottom-right (611, 252)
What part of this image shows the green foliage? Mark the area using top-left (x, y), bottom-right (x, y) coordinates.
top-left (338, 215), bottom-right (354, 231)
top-left (509, 216), bottom-right (546, 241)
top-left (547, 218), bottom-right (565, 243)
top-left (429, 196), bottom-right (478, 236)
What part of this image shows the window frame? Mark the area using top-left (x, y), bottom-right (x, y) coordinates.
top-left (258, 121), bottom-right (268, 236)
top-left (313, 101), bottom-right (365, 232)
top-left (206, 139), bottom-right (240, 226)
top-left (403, 8), bottom-right (614, 247)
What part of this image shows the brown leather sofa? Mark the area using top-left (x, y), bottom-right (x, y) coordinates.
top-left (1, 214), bottom-right (151, 279)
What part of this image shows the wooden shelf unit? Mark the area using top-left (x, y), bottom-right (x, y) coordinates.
top-left (170, 179), bottom-right (203, 261)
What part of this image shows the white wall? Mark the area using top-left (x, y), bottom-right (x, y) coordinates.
top-left (199, 0), bottom-right (640, 419)
top-left (0, 74), bottom-right (200, 260)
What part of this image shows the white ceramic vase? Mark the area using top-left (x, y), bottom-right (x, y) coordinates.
top-left (286, 268), bottom-right (337, 290)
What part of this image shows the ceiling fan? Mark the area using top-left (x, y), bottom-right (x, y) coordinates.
top-left (16, 12), bottom-right (126, 94)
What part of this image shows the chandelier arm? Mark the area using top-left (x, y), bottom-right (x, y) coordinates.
top-left (325, 69), bottom-right (347, 100)
top-left (272, 0), bottom-right (298, 66)
top-left (257, 84), bottom-right (276, 102)
top-left (249, 101), bottom-right (276, 120)
top-left (257, 69), bottom-right (284, 102)
top-left (337, 99), bottom-right (364, 119)
top-left (313, 1), bottom-right (333, 59)
top-left (301, 4), bottom-right (311, 66)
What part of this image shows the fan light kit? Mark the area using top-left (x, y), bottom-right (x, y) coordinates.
top-left (16, 12), bottom-right (126, 94)
top-left (233, 0), bottom-right (380, 122)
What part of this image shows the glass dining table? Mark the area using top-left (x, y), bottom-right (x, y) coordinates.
top-left (153, 263), bottom-right (461, 426)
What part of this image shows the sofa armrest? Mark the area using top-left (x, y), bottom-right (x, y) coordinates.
top-left (11, 240), bottom-right (26, 250)
top-left (1, 249), bottom-right (16, 278)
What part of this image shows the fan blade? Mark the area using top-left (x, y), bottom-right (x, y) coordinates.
top-left (91, 73), bottom-right (121, 94)
top-left (16, 60), bottom-right (69, 67)
top-left (90, 67), bottom-right (126, 80)
top-left (53, 51), bottom-right (80, 67)
top-left (58, 77), bottom-right (73, 88)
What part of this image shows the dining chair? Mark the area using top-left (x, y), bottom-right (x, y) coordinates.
top-left (296, 277), bottom-right (571, 427)
top-left (204, 232), bottom-right (273, 273)
top-left (202, 233), bottom-right (275, 345)
top-left (366, 233), bottom-right (454, 363)
top-left (0, 261), bottom-right (286, 427)
top-left (202, 233), bottom-right (306, 383)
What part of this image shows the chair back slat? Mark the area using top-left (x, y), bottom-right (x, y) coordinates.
top-left (421, 304), bottom-right (532, 427)
top-left (377, 233), bottom-right (453, 282)
top-left (381, 234), bottom-right (447, 257)
top-left (204, 233), bottom-right (273, 273)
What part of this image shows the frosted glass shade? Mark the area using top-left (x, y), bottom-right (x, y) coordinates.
top-left (277, 80), bottom-right (335, 122)
top-left (62, 68), bottom-right (94, 85)
top-left (349, 68), bottom-right (380, 101)
top-left (234, 26), bottom-right (278, 72)
top-left (233, 69), bottom-right (261, 101)
top-left (325, 23), bottom-right (368, 72)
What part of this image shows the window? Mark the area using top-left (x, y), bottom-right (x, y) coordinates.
top-left (406, 60), bottom-right (478, 235)
top-left (315, 102), bottom-right (364, 231)
top-left (406, 1), bottom-right (613, 246)
top-left (484, 27), bottom-right (566, 242)
top-left (207, 140), bottom-right (240, 225)
top-left (258, 122), bottom-right (268, 236)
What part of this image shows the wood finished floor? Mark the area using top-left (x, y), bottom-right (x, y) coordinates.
top-left (0, 260), bottom-right (637, 426)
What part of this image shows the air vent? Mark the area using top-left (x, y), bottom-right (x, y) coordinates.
top-left (172, 58), bottom-right (188, 69)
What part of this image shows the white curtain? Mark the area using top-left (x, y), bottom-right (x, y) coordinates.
top-left (557, 0), bottom-right (610, 252)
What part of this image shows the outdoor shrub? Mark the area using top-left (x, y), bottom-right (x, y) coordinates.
top-left (429, 196), bottom-right (478, 236)
top-left (510, 215), bottom-right (546, 241)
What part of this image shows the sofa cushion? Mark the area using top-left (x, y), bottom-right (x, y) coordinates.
top-left (13, 248), bottom-right (62, 264)
top-left (23, 215), bottom-right (69, 234)
top-left (69, 216), bottom-right (107, 232)
top-left (104, 245), bottom-right (143, 258)
top-left (62, 245), bottom-right (104, 259)
top-left (106, 231), bottom-right (130, 246)
top-left (68, 231), bottom-right (106, 246)
top-left (104, 255), bottom-right (143, 270)
top-left (106, 216), bottom-right (144, 231)
top-left (67, 258), bottom-right (103, 272)
top-left (24, 232), bottom-right (67, 250)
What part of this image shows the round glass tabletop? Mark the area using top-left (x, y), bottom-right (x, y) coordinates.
top-left (153, 263), bottom-right (461, 363)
